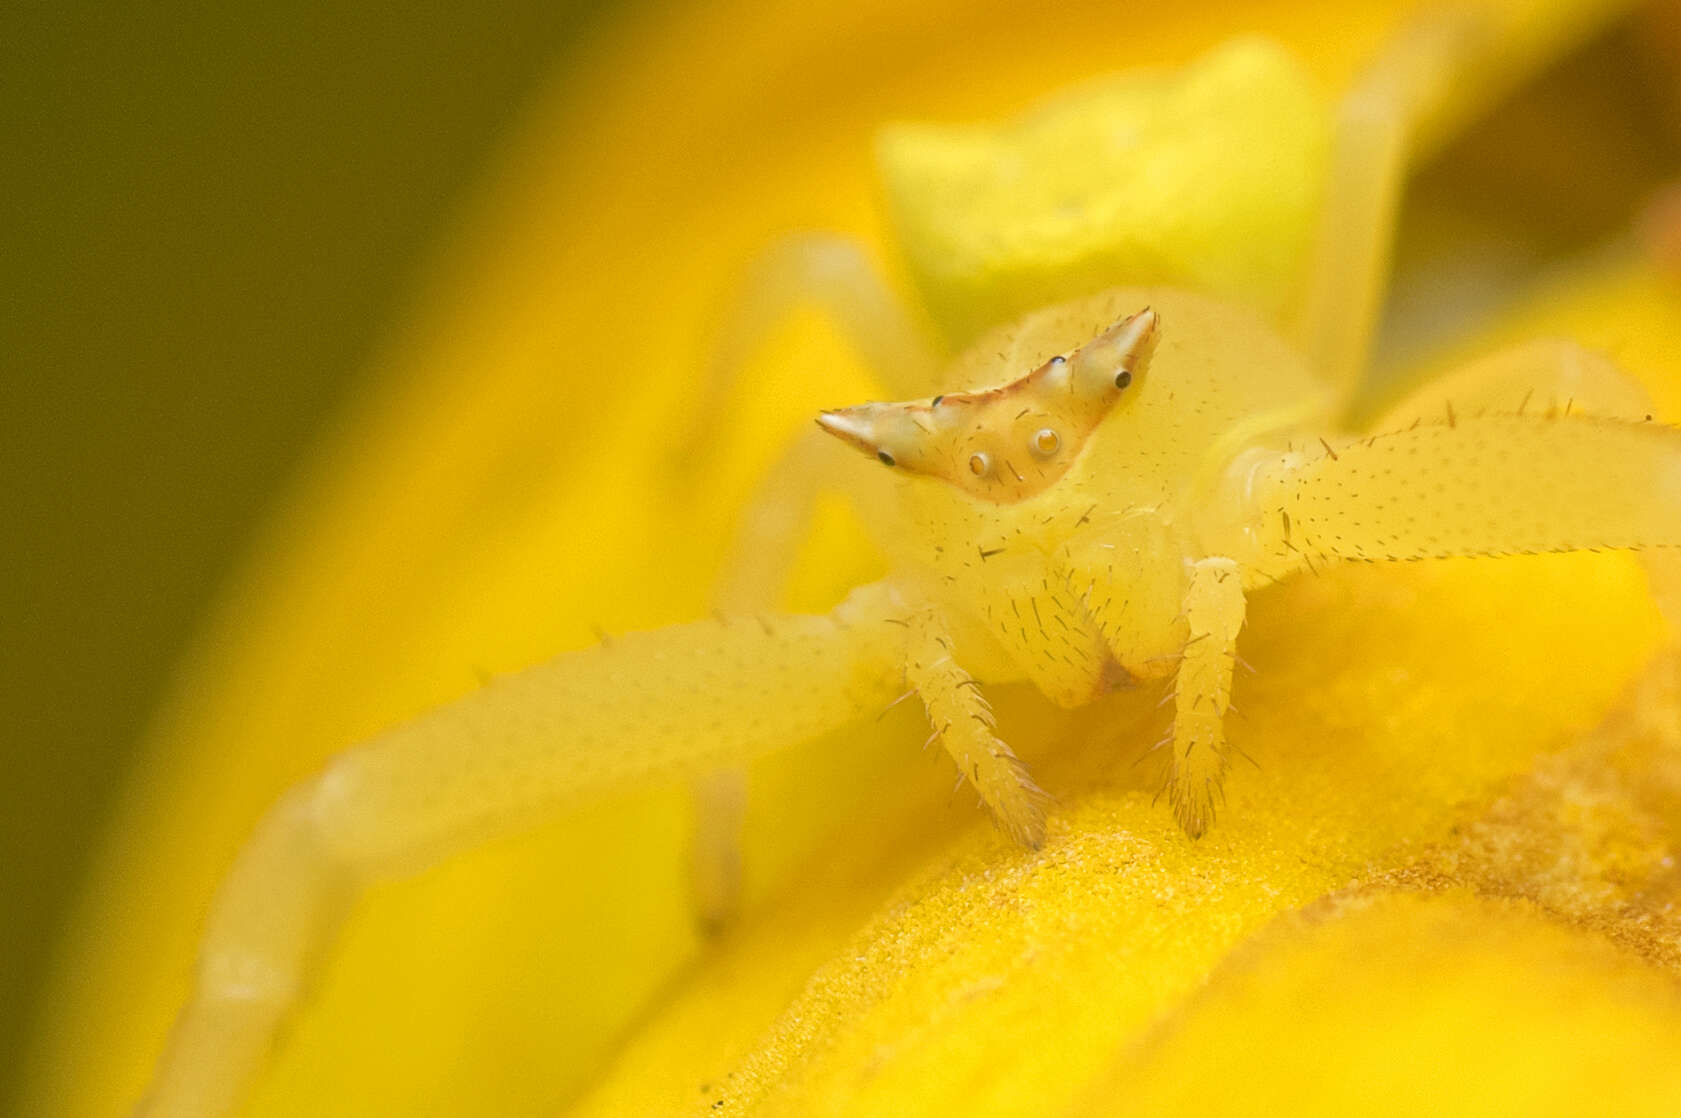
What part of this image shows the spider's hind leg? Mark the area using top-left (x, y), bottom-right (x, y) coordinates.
top-left (680, 233), bottom-right (939, 929)
top-left (1292, 11), bottom-right (1488, 407)
top-left (675, 232), bottom-right (939, 476)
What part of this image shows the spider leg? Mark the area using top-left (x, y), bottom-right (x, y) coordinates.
top-left (135, 584), bottom-right (909, 1118)
top-left (1195, 346), bottom-right (1681, 837)
top-left (681, 234), bottom-right (938, 928)
top-left (1250, 410), bottom-right (1681, 569)
top-left (1167, 558), bottom-right (1246, 839)
top-left (906, 609), bottom-right (1049, 848)
top-left (1292, 11), bottom-right (1487, 408)
top-left (697, 233), bottom-right (941, 616)
top-left (688, 764), bottom-right (750, 935)
top-left (1371, 337), bottom-right (1652, 427)
top-left (1371, 337), bottom-right (1681, 631)
top-left (674, 232), bottom-right (940, 476)
top-left (689, 429), bottom-right (870, 929)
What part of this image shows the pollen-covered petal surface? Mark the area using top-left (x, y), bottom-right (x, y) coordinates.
top-left (1089, 891), bottom-right (1681, 1117)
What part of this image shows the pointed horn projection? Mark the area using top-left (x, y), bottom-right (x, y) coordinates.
top-left (815, 407), bottom-right (887, 462)
top-left (1076, 306), bottom-right (1158, 392)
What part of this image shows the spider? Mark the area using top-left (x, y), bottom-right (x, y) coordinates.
top-left (132, 18), bottom-right (1681, 1118)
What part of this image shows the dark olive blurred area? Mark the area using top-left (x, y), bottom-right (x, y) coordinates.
top-left (0, 0), bottom-right (615, 1103)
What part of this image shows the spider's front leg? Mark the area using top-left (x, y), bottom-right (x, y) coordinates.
top-left (1180, 341), bottom-right (1681, 840)
top-left (1217, 337), bottom-right (1681, 656)
top-left (1293, 9), bottom-right (1488, 402)
top-left (1365, 337), bottom-right (1681, 629)
top-left (905, 608), bottom-right (1050, 847)
top-left (1253, 399), bottom-right (1681, 573)
top-left (137, 584), bottom-right (914, 1118)
top-left (1059, 516), bottom-right (1242, 837)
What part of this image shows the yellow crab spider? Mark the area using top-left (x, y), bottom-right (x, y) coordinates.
top-left (134, 19), bottom-right (1681, 1118)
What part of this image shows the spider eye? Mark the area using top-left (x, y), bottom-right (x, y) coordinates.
top-left (1030, 428), bottom-right (1060, 458)
top-left (1114, 369), bottom-right (1133, 389)
top-left (877, 450), bottom-right (896, 467)
top-left (968, 452), bottom-right (991, 477)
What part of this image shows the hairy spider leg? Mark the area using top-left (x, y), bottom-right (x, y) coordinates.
top-left (1263, 369), bottom-right (1681, 571)
top-left (135, 584), bottom-right (910, 1118)
top-left (676, 232), bottom-right (940, 478)
top-left (677, 234), bottom-right (940, 927)
top-left (1176, 338), bottom-right (1681, 834)
top-left (906, 608), bottom-right (1051, 846)
top-left (1367, 337), bottom-right (1681, 630)
top-left (1168, 558), bottom-right (1247, 838)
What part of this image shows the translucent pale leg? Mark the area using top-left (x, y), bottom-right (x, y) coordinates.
top-left (686, 765), bottom-right (748, 934)
top-left (710, 428), bottom-right (883, 615)
top-left (686, 235), bottom-right (937, 925)
top-left (1168, 558), bottom-right (1246, 839)
top-left (135, 584), bottom-right (909, 1118)
top-left (906, 609), bottom-right (1049, 847)
top-left (678, 232), bottom-right (939, 473)
top-left (1372, 338), bottom-right (1681, 630)
top-left (1371, 338), bottom-right (1653, 428)
top-left (701, 233), bottom-right (939, 611)
top-left (1251, 412), bottom-right (1681, 568)
top-left (1293, 11), bottom-right (1487, 403)
top-left (692, 432), bottom-right (857, 928)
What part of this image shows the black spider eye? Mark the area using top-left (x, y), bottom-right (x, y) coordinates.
top-left (877, 450), bottom-right (896, 467)
top-left (1114, 369), bottom-right (1133, 389)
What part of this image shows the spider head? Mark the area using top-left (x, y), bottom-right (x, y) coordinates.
top-left (818, 307), bottom-right (1158, 503)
